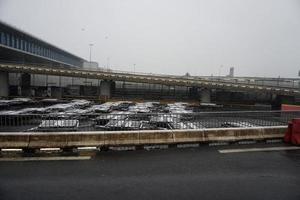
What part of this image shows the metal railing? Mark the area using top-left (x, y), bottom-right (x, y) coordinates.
top-left (0, 110), bottom-right (298, 132)
top-left (197, 76), bottom-right (300, 89)
top-left (1, 61), bottom-right (299, 91)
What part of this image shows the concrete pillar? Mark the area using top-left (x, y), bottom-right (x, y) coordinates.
top-left (200, 88), bottom-right (211, 103)
top-left (100, 80), bottom-right (115, 99)
top-left (189, 87), bottom-right (199, 99)
top-left (20, 73), bottom-right (31, 97)
top-left (0, 71), bottom-right (9, 97)
top-left (49, 87), bottom-right (63, 99)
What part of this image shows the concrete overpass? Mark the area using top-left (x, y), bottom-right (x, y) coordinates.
top-left (0, 63), bottom-right (299, 100)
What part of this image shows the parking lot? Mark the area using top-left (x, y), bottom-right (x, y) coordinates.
top-left (0, 98), bottom-right (298, 132)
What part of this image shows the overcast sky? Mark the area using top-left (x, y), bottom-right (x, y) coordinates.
top-left (0, 0), bottom-right (300, 77)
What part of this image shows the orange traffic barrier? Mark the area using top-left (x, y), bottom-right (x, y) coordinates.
top-left (284, 118), bottom-right (300, 145)
top-left (284, 122), bottom-right (293, 143)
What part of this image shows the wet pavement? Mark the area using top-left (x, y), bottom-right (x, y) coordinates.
top-left (0, 143), bottom-right (299, 200)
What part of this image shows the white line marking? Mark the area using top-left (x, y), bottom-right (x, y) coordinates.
top-left (144, 145), bottom-right (168, 150)
top-left (40, 148), bottom-right (61, 151)
top-left (177, 143), bottom-right (199, 148)
top-left (0, 156), bottom-right (91, 162)
top-left (1, 149), bottom-right (23, 152)
top-left (209, 142), bottom-right (229, 146)
top-left (266, 139), bottom-right (283, 143)
top-left (237, 140), bottom-right (256, 145)
top-left (77, 147), bottom-right (97, 150)
top-left (219, 146), bottom-right (300, 154)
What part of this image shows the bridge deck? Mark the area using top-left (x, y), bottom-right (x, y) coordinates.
top-left (0, 63), bottom-right (299, 96)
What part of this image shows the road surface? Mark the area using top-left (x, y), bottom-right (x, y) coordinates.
top-left (0, 143), bottom-right (299, 200)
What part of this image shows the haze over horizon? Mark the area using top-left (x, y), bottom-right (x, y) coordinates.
top-left (0, 0), bottom-right (299, 78)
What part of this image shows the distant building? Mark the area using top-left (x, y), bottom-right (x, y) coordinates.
top-left (184, 72), bottom-right (191, 77)
top-left (228, 67), bottom-right (234, 77)
top-left (0, 20), bottom-right (85, 67)
top-left (83, 61), bottom-right (100, 70)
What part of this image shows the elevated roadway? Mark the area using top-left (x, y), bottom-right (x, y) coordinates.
top-left (197, 75), bottom-right (300, 89)
top-left (0, 63), bottom-right (299, 96)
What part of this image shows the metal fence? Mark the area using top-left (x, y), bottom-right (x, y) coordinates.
top-left (0, 111), bottom-right (298, 132)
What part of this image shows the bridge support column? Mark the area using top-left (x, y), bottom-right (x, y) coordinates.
top-left (49, 87), bottom-right (63, 99)
top-left (20, 73), bottom-right (31, 97)
top-left (0, 71), bottom-right (9, 97)
top-left (189, 87), bottom-right (199, 99)
top-left (100, 80), bottom-right (115, 99)
top-left (200, 88), bottom-right (211, 103)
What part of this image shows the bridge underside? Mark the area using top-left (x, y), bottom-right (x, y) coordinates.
top-left (0, 46), bottom-right (75, 68)
top-left (3, 72), bottom-right (296, 108)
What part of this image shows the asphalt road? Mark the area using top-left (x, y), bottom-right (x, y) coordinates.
top-left (0, 144), bottom-right (299, 200)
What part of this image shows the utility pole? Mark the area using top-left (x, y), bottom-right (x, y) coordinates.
top-left (89, 43), bottom-right (94, 63)
top-left (106, 57), bottom-right (110, 71)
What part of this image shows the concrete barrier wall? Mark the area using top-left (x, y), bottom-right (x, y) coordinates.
top-left (0, 126), bottom-right (287, 149)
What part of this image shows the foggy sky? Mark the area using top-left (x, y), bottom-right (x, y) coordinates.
top-left (0, 0), bottom-right (299, 77)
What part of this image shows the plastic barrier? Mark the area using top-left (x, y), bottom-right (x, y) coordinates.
top-left (284, 119), bottom-right (300, 145)
top-left (291, 119), bottom-right (300, 145)
top-left (281, 104), bottom-right (300, 111)
top-left (284, 122), bottom-right (293, 143)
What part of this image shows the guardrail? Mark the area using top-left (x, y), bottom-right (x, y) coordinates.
top-left (0, 111), bottom-right (298, 132)
top-left (0, 126), bottom-right (287, 149)
top-left (0, 60), bottom-right (183, 79)
top-left (197, 76), bottom-right (300, 89)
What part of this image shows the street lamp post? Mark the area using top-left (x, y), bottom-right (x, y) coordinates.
top-left (89, 43), bottom-right (94, 63)
top-left (106, 57), bottom-right (110, 71)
